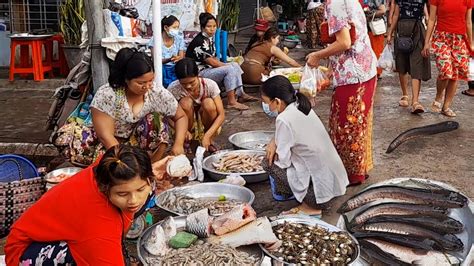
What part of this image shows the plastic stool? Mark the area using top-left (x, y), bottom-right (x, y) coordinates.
top-left (9, 38), bottom-right (53, 81)
top-left (45, 35), bottom-right (69, 76)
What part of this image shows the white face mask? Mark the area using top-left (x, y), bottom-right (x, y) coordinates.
top-left (262, 102), bottom-right (278, 117)
top-left (168, 29), bottom-right (180, 38)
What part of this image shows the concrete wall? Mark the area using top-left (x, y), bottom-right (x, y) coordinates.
top-left (0, 31), bottom-right (10, 67)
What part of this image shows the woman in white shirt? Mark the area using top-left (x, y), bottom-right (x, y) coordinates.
top-left (262, 76), bottom-right (348, 216)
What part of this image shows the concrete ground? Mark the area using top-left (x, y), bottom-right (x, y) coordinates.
top-left (0, 29), bottom-right (473, 257)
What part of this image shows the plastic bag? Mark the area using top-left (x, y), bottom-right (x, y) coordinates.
top-left (189, 146), bottom-right (205, 182)
top-left (316, 66), bottom-right (331, 91)
top-left (377, 44), bottom-right (395, 71)
top-left (469, 58), bottom-right (474, 81)
top-left (299, 65), bottom-right (318, 98)
top-left (218, 173), bottom-right (246, 186)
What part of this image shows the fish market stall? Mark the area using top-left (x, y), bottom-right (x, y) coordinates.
top-left (337, 178), bottom-right (474, 265)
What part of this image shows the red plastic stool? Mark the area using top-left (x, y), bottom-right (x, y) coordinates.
top-left (45, 34), bottom-right (69, 77)
top-left (9, 37), bottom-right (53, 82)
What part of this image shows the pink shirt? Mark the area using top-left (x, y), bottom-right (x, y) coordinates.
top-left (326, 0), bottom-right (377, 86)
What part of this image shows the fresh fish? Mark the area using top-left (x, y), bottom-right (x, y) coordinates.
top-left (211, 204), bottom-right (257, 236)
top-left (338, 185), bottom-right (467, 213)
top-left (363, 215), bottom-right (464, 235)
top-left (186, 208), bottom-right (213, 238)
top-left (364, 239), bottom-right (461, 265)
top-left (346, 203), bottom-right (449, 229)
top-left (359, 239), bottom-right (411, 266)
top-left (143, 224), bottom-right (169, 256)
top-left (352, 222), bottom-right (464, 251)
top-left (161, 216), bottom-right (177, 239)
top-left (353, 232), bottom-right (438, 251)
top-left (208, 217), bottom-right (280, 248)
top-left (386, 121), bottom-right (459, 154)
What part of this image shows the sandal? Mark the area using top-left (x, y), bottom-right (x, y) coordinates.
top-left (461, 90), bottom-right (474, 97)
top-left (399, 95), bottom-right (409, 107)
top-left (441, 108), bottom-right (456, 117)
top-left (411, 102), bottom-right (425, 114)
top-left (279, 207), bottom-right (322, 218)
top-left (227, 102), bottom-right (249, 111)
top-left (431, 101), bottom-right (442, 113)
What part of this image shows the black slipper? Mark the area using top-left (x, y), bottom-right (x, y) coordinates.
top-left (461, 90), bottom-right (474, 97)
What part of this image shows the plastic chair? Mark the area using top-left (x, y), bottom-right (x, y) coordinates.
top-left (0, 154), bottom-right (39, 183)
top-left (9, 37), bottom-right (53, 81)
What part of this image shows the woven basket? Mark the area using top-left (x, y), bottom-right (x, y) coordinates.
top-left (0, 156), bottom-right (45, 238)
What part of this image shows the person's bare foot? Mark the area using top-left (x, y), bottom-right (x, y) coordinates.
top-left (239, 93), bottom-right (259, 103)
top-left (280, 202), bottom-right (322, 216)
top-left (227, 102), bottom-right (249, 111)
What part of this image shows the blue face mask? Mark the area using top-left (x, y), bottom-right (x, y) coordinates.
top-left (168, 29), bottom-right (180, 38)
top-left (262, 102), bottom-right (278, 118)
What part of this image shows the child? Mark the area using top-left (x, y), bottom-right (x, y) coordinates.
top-left (261, 76), bottom-right (348, 216)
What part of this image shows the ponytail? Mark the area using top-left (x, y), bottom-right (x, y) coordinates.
top-left (109, 48), bottom-right (154, 89)
top-left (295, 91), bottom-right (312, 115)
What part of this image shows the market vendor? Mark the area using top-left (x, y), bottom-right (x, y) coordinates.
top-left (186, 12), bottom-right (257, 111)
top-left (5, 145), bottom-right (171, 265)
top-left (241, 28), bottom-right (301, 85)
top-left (149, 15), bottom-right (186, 88)
top-left (90, 47), bottom-right (188, 162)
top-left (168, 58), bottom-right (225, 152)
top-left (261, 76), bottom-right (348, 216)
top-left (244, 19), bottom-right (270, 54)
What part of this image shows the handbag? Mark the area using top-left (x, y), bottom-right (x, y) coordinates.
top-left (320, 0), bottom-right (357, 45)
top-left (368, 13), bottom-right (387, 36)
top-left (395, 20), bottom-right (418, 53)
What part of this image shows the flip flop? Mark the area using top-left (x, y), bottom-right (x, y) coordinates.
top-left (279, 207), bottom-right (322, 219)
top-left (239, 95), bottom-right (259, 103)
top-left (227, 102), bottom-right (249, 111)
top-left (461, 90), bottom-right (474, 97)
top-left (411, 102), bottom-right (425, 114)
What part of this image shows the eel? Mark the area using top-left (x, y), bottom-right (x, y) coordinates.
top-left (386, 121), bottom-right (459, 154)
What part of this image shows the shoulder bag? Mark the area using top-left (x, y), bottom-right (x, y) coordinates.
top-left (368, 12), bottom-right (387, 36)
top-left (395, 20), bottom-right (418, 53)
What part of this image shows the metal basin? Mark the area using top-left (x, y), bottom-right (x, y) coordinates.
top-left (44, 167), bottom-right (82, 184)
top-left (228, 131), bottom-right (274, 151)
top-left (155, 182), bottom-right (255, 216)
top-left (202, 150), bottom-right (268, 184)
top-left (261, 215), bottom-right (360, 265)
top-left (137, 216), bottom-right (264, 265)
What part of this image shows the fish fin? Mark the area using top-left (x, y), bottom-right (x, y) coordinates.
top-left (342, 214), bottom-right (353, 232)
top-left (411, 248), bottom-right (429, 256)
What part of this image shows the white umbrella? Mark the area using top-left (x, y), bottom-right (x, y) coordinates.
top-left (152, 0), bottom-right (163, 86)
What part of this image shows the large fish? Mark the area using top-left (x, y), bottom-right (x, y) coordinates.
top-left (359, 239), bottom-right (411, 266)
top-left (186, 208), bottom-right (213, 238)
top-left (211, 204), bottom-right (257, 236)
top-left (386, 121), bottom-right (459, 154)
top-left (362, 215), bottom-right (464, 235)
top-left (345, 203), bottom-right (449, 229)
top-left (352, 221), bottom-right (464, 251)
top-left (208, 217), bottom-right (280, 248)
top-left (143, 217), bottom-right (177, 256)
top-left (338, 185), bottom-right (467, 213)
top-left (354, 231), bottom-right (448, 252)
top-left (362, 239), bottom-right (461, 265)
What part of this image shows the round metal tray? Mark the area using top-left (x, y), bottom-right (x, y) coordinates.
top-left (202, 150), bottom-right (268, 184)
top-left (137, 215), bottom-right (264, 265)
top-left (260, 215), bottom-right (360, 265)
top-left (336, 177), bottom-right (474, 266)
top-left (155, 182), bottom-right (255, 216)
top-left (44, 167), bottom-right (82, 184)
top-left (228, 131), bottom-right (274, 151)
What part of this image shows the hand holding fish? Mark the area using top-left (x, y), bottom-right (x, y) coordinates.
top-left (266, 138), bottom-right (278, 165)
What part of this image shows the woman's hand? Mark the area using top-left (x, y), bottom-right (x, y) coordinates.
top-left (171, 54), bottom-right (184, 63)
top-left (306, 52), bottom-right (320, 68)
top-left (186, 131), bottom-right (193, 141)
top-left (152, 156), bottom-right (174, 180)
top-left (386, 32), bottom-right (393, 44)
top-left (202, 134), bottom-right (212, 151)
top-left (266, 138), bottom-right (278, 165)
top-left (171, 144), bottom-right (185, 156)
top-left (421, 43), bottom-right (431, 58)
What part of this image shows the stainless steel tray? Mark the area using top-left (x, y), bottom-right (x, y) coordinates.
top-left (155, 182), bottom-right (255, 216)
top-left (260, 215), bottom-right (360, 265)
top-left (137, 215), bottom-right (264, 265)
top-left (202, 150), bottom-right (268, 184)
top-left (228, 131), bottom-right (274, 151)
top-left (336, 177), bottom-right (474, 266)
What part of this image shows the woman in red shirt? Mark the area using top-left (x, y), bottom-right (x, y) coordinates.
top-left (422, 0), bottom-right (474, 117)
top-left (5, 145), bottom-right (169, 265)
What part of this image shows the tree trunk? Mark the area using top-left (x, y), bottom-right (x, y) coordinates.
top-left (84, 0), bottom-right (109, 93)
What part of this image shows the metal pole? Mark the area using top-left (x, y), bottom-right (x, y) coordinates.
top-left (152, 0), bottom-right (163, 86)
top-left (256, 0), bottom-right (260, 19)
top-left (84, 0), bottom-right (109, 92)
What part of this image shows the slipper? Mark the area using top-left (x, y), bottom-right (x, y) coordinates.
top-left (411, 102), bottom-right (425, 114)
top-left (239, 95), bottom-right (259, 103)
top-left (279, 207), bottom-right (322, 219)
top-left (227, 102), bottom-right (249, 111)
top-left (431, 101), bottom-right (442, 113)
top-left (399, 95), bottom-right (409, 107)
top-left (461, 90), bottom-right (474, 97)
top-left (441, 108), bottom-right (456, 117)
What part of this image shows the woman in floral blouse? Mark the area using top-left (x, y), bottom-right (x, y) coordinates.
top-left (306, 0), bottom-right (378, 186)
top-left (90, 48), bottom-right (188, 162)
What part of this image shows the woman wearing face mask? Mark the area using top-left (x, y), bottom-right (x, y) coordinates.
top-left (149, 15), bottom-right (185, 88)
top-left (241, 28), bottom-right (301, 85)
top-left (186, 12), bottom-right (257, 111)
top-left (5, 145), bottom-right (170, 265)
top-left (168, 58), bottom-right (225, 152)
top-left (90, 48), bottom-right (188, 162)
top-left (261, 76), bottom-right (348, 216)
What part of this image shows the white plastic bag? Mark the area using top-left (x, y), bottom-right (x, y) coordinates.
top-left (189, 146), bottom-right (205, 182)
top-left (218, 173), bottom-right (246, 186)
top-left (299, 64), bottom-right (318, 98)
top-left (469, 58), bottom-right (474, 81)
top-left (377, 44), bottom-right (395, 71)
